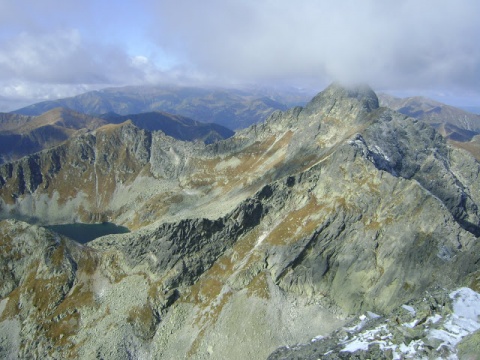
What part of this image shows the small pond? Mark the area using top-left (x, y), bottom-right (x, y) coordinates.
top-left (45, 222), bottom-right (130, 244)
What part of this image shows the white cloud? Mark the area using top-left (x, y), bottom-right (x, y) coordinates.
top-left (0, 81), bottom-right (103, 111)
top-left (0, 29), bottom-right (147, 84)
top-left (1, 0), bottom-right (480, 111)
top-left (0, 27), bottom-right (170, 111)
top-left (149, 0), bottom-right (480, 92)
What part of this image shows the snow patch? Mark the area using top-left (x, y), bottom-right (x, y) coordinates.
top-left (340, 324), bottom-right (397, 354)
top-left (214, 156), bottom-right (241, 171)
top-left (426, 287), bottom-right (480, 353)
top-left (367, 311), bottom-right (381, 319)
top-left (403, 319), bottom-right (419, 328)
top-left (373, 145), bottom-right (391, 161)
top-left (311, 335), bottom-right (324, 342)
top-left (339, 288), bottom-right (480, 358)
top-left (341, 338), bottom-right (370, 352)
top-left (401, 304), bottom-right (416, 316)
top-left (344, 312), bottom-right (380, 334)
top-left (396, 340), bottom-right (425, 358)
top-left (450, 287), bottom-right (480, 322)
top-left (0, 298), bottom-right (7, 318)
top-left (427, 314), bottom-right (442, 324)
top-left (256, 231), bottom-right (269, 247)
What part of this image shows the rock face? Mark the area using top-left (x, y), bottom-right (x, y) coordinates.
top-left (1, 83), bottom-right (480, 359)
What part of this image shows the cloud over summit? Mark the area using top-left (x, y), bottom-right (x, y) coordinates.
top-left (151, 0), bottom-right (480, 90)
top-left (0, 0), bottom-right (479, 110)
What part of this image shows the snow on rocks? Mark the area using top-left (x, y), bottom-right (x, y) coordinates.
top-left (269, 287), bottom-right (480, 359)
top-left (401, 304), bottom-right (416, 316)
top-left (339, 287), bottom-right (480, 359)
top-left (426, 287), bottom-right (480, 355)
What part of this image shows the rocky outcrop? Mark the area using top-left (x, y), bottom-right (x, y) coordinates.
top-left (359, 112), bottom-right (480, 236)
top-left (0, 122), bottom-right (153, 224)
top-left (92, 197), bottom-right (264, 289)
top-left (268, 287), bottom-right (480, 359)
top-left (0, 219), bottom-right (95, 358)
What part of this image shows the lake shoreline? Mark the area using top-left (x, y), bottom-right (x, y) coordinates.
top-left (44, 222), bottom-right (130, 244)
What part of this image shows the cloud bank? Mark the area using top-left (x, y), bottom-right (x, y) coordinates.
top-left (151, 0), bottom-right (480, 91)
top-left (0, 0), bottom-right (479, 110)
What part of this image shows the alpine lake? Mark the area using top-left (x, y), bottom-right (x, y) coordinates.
top-left (45, 222), bottom-right (130, 244)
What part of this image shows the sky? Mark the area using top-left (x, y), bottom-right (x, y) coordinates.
top-left (0, 0), bottom-right (479, 112)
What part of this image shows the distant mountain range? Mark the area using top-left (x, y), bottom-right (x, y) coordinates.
top-left (460, 105), bottom-right (480, 114)
top-left (12, 84), bottom-right (480, 136)
top-left (12, 85), bottom-right (312, 130)
top-left (0, 108), bottom-right (234, 164)
top-left (0, 108), bottom-right (105, 164)
top-left (100, 111), bottom-right (234, 144)
top-left (378, 93), bottom-right (480, 142)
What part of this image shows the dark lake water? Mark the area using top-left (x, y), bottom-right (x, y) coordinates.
top-left (45, 222), bottom-right (130, 244)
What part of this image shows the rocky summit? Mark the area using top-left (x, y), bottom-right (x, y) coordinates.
top-left (1, 83), bottom-right (480, 359)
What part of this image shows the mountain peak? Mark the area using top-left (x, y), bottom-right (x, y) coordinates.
top-left (305, 82), bottom-right (379, 116)
top-left (299, 83), bottom-right (379, 128)
top-left (307, 82), bottom-right (379, 111)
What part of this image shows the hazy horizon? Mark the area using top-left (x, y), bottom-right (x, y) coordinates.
top-left (1, 0), bottom-right (480, 112)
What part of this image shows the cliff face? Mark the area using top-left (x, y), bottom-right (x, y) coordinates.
top-left (1, 83), bottom-right (480, 359)
top-left (0, 121), bottom-right (151, 224)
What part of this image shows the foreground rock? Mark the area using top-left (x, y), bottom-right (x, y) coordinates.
top-left (268, 287), bottom-right (480, 359)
